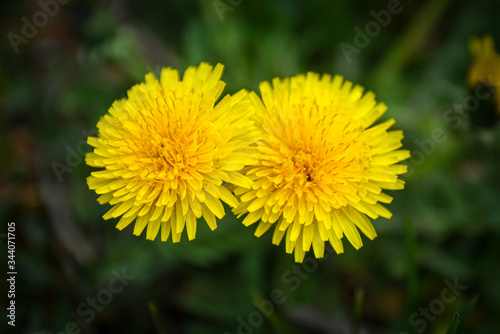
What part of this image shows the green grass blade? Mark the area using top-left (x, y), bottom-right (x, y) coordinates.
top-left (446, 312), bottom-right (460, 334)
top-left (404, 216), bottom-right (418, 322)
top-left (456, 295), bottom-right (480, 334)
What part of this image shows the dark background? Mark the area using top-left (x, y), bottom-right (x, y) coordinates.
top-left (2, 0), bottom-right (500, 333)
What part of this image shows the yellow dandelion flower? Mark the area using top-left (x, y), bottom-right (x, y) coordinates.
top-left (468, 35), bottom-right (500, 89)
top-left (233, 73), bottom-right (410, 262)
top-left (468, 35), bottom-right (500, 115)
top-left (86, 63), bottom-right (259, 242)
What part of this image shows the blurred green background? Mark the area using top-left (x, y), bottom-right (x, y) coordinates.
top-left (2, 0), bottom-right (500, 333)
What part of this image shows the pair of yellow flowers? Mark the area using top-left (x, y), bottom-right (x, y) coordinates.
top-left (86, 62), bottom-right (409, 262)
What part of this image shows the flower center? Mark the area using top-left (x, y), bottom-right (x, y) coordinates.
top-left (273, 140), bottom-right (318, 189)
top-left (126, 114), bottom-right (216, 189)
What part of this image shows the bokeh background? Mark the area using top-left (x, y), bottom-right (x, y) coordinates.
top-left (2, 0), bottom-right (500, 333)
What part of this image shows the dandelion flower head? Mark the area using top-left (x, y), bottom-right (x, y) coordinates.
top-left (86, 63), bottom-right (259, 242)
top-left (233, 73), bottom-right (409, 262)
top-left (468, 35), bottom-right (500, 89)
top-left (468, 35), bottom-right (500, 114)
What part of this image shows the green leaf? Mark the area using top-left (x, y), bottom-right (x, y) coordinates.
top-left (250, 291), bottom-right (295, 334)
top-left (445, 312), bottom-right (460, 334)
top-left (456, 295), bottom-right (480, 334)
